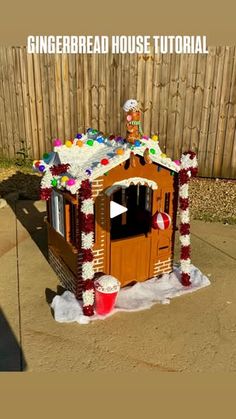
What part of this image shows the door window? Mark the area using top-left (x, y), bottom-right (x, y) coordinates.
top-left (110, 185), bottom-right (153, 240)
top-left (51, 190), bottom-right (65, 237)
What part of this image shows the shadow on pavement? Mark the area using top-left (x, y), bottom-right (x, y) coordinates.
top-left (0, 308), bottom-right (27, 371)
top-left (0, 172), bottom-right (48, 258)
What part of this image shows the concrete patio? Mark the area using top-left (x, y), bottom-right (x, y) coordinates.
top-left (1, 200), bottom-right (236, 372)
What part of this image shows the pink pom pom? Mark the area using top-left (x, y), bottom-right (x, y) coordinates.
top-left (66, 178), bottom-right (76, 186)
top-left (174, 159), bottom-right (181, 166)
top-left (53, 139), bottom-right (62, 147)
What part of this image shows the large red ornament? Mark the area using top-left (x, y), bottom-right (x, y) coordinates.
top-left (152, 211), bottom-right (171, 230)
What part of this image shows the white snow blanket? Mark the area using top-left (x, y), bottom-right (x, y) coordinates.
top-left (51, 264), bottom-right (210, 325)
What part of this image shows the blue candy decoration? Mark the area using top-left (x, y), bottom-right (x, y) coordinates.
top-left (39, 164), bottom-right (45, 172)
top-left (76, 133), bottom-right (82, 139)
top-left (96, 136), bottom-right (104, 143)
top-left (134, 140), bottom-right (141, 147)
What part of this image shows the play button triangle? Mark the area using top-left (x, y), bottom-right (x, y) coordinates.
top-left (110, 201), bottom-right (128, 219)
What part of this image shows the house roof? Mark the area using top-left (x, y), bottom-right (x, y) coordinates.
top-left (35, 131), bottom-right (181, 195)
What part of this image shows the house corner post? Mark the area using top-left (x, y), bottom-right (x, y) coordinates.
top-left (179, 151), bottom-right (198, 286)
top-left (78, 179), bottom-right (95, 316)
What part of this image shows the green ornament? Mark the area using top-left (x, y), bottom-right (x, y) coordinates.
top-left (43, 152), bottom-right (49, 159)
top-left (150, 148), bottom-right (156, 154)
top-left (104, 172), bottom-right (109, 176)
top-left (171, 171), bottom-right (174, 176)
top-left (51, 178), bottom-right (57, 187)
top-left (130, 146), bottom-right (135, 150)
top-left (87, 140), bottom-right (94, 146)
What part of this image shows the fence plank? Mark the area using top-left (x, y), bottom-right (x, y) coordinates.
top-left (76, 54), bottom-right (85, 134)
top-left (47, 54), bottom-right (57, 139)
top-left (62, 54), bottom-right (71, 140)
top-left (14, 48), bottom-right (26, 157)
top-left (159, 53), bottom-right (171, 152)
top-left (33, 54), bottom-right (45, 157)
top-left (212, 46), bottom-right (234, 177)
top-left (182, 54), bottom-right (198, 153)
top-left (221, 48), bottom-right (236, 177)
top-left (40, 53), bottom-right (52, 151)
top-left (205, 47), bottom-right (225, 177)
top-left (190, 53), bottom-right (206, 154)
top-left (212, 47), bottom-right (234, 176)
top-left (55, 54), bottom-right (64, 139)
top-left (143, 53), bottom-right (154, 136)
top-left (68, 54), bottom-right (77, 137)
top-left (174, 54), bottom-right (188, 159)
top-left (27, 52), bottom-right (39, 159)
top-left (198, 47), bottom-right (216, 175)
top-left (166, 54), bottom-right (180, 159)
top-left (91, 54), bottom-right (99, 130)
top-left (0, 47), bottom-right (8, 157)
top-left (19, 47), bottom-right (32, 158)
top-left (0, 47), bottom-right (14, 158)
top-left (98, 54), bottom-right (106, 134)
top-left (151, 53), bottom-right (162, 138)
top-left (6, 47), bottom-right (20, 155)
top-left (83, 54), bottom-right (91, 130)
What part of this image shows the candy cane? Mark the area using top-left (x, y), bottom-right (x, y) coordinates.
top-left (179, 151), bottom-right (198, 286)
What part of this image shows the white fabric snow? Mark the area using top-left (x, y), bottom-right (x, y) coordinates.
top-left (51, 291), bottom-right (90, 324)
top-left (51, 264), bottom-right (210, 324)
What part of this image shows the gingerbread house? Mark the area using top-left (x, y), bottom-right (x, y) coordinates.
top-left (35, 100), bottom-right (197, 316)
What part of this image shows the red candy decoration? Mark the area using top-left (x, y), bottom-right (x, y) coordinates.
top-left (101, 158), bottom-right (109, 165)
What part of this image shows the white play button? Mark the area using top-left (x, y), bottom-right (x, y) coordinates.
top-left (110, 201), bottom-right (127, 219)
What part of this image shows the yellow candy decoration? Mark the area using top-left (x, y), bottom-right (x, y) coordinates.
top-left (161, 153), bottom-right (167, 158)
top-left (61, 176), bottom-right (69, 183)
top-left (65, 140), bottom-right (72, 148)
top-left (152, 135), bottom-right (159, 141)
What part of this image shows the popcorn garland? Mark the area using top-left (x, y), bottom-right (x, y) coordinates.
top-left (78, 179), bottom-right (95, 316)
top-left (179, 151), bottom-right (198, 286)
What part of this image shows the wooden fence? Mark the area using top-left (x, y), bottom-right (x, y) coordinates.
top-left (0, 46), bottom-right (235, 178)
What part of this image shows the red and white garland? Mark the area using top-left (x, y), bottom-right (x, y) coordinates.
top-left (78, 179), bottom-right (95, 316)
top-left (179, 151), bottom-right (198, 286)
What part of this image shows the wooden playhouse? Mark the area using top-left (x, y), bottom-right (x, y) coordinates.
top-left (35, 100), bottom-right (197, 315)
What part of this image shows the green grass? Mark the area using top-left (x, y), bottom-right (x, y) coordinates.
top-left (0, 157), bottom-right (33, 171)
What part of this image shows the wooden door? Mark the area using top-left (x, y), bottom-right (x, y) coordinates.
top-left (108, 185), bottom-right (153, 286)
top-left (110, 236), bottom-right (151, 286)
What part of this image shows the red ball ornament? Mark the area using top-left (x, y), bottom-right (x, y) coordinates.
top-left (152, 211), bottom-right (171, 230)
top-left (101, 158), bottom-right (109, 165)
